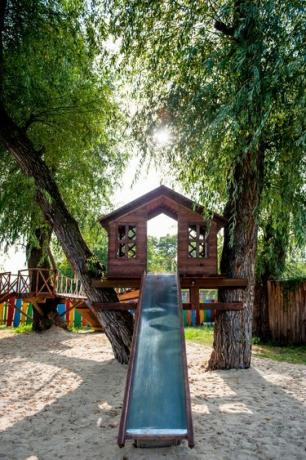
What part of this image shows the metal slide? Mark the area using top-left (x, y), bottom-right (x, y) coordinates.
top-left (118, 273), bottom-right (194, 448)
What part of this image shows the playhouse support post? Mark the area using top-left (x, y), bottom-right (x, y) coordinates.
top-left (190, 286), bottom-right (200, 326)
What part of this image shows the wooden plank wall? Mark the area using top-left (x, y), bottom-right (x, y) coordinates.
top-left (107, 194), bottom-right (219, 277)
top-left (267, 280), bottom-right (306, 344)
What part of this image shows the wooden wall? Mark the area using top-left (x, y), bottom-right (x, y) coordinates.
top-left (267, 280), bottom-right (306, 345)
top-left (106, 194), bottom-right (219, 277)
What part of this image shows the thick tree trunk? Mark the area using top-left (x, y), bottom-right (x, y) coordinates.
top-left (208, 150), bottom-right (264, 369)
top-left (0, 105), bottom-right (133, 363)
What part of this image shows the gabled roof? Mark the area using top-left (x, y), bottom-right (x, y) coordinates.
top-left (99, 185), bottom-right (226, 229)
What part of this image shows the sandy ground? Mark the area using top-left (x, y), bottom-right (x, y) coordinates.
top-left (0, 329), bottom-right (306, 460)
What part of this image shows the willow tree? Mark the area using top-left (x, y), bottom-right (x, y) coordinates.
top-left (111, 0), bottom-right (305, 368)
top-left (0, 1), bottom-right (133, 362)
top-left (254, 148), bottom-right (306, 339)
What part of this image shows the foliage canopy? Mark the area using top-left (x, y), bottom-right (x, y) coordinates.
top-left (111, 0), bottom-right (306, 276)
top-left (0, 0), bottom-right (123, 254)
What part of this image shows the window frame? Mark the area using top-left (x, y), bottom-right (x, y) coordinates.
top-left (116, 223), bottom-right (137, 259)
top-left (187, 223), bottom-right (209, 259)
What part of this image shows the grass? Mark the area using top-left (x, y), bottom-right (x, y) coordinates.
top-left (252, 344), bottom-right (306, 365)
top-left (184, 326), bottom-right (214, 346)
top-left (14, 324), bottom-right (33, 334)
top-left (67, 325), bottom-right (93, 333)
top-left (0, 324), bottom-right (33, 334)
top-left (185, 326), bottom-right (306, 365)
top-left (0, 324), bottom-right (92, 334)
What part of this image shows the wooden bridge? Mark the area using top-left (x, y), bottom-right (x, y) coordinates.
top-left (0, 268), bottom-right (86, 303)
top-left (0, 268), bottom-right (247, 331)
top-left (0, 268), bottom-right (104, 331)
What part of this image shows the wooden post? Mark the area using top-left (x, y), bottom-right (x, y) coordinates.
top-left (190, 285), bottom-right (200, 325)
top-left (31, 300), bottom-right (44, 317)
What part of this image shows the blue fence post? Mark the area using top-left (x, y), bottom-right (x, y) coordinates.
top-left (13, 298), bottom-right (22, 327)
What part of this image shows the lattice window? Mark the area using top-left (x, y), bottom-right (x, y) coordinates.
top-left (117, 225), bottom-right (137, 258)
top-left (188, 224), bottom-right (208, 258)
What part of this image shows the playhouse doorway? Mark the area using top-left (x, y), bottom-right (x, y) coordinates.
top-left (147, 213), bottom-right (178, 272)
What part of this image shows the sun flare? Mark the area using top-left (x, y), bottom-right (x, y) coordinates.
top-left (153, 127), bottom-right (172, 147)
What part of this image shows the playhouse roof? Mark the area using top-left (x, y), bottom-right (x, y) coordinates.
top-left (99, 185), bottom-right (226, 230)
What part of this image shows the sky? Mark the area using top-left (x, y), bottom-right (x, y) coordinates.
top-left (113, 153), bottom-right (179, 237)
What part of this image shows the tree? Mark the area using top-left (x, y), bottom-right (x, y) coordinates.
top-left (147, 234), bottom-right (177, 272)
top-left (0, 1), bottom-right (133, 363)
top-left (111, 0), bottom-right (305, 368)
top-left (254, 149), bottom-right (306, 339)
top-left (0, 0), bottom-right (123, 250)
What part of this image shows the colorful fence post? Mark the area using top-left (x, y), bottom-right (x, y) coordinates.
top-left (13, 298), bottom-right (22, 327)
top-left (21, 302), bottom-right (28, 324)
top-left (3, 302), bottom-right (7, 325)
top-left (65, 300), bottom-right (70, 323)
top-left (0, 302), bottom-right (4, 325)
top-left (66, 300), bottom-right (74, 327)
top-left (26, 304), bottom-right (33, 324)
top-left (74, 308), bottom-right (82, 328)
top-left (7, 297), bottom-right (15, 326)
top-left (57, 303), bottom-right (66, 319)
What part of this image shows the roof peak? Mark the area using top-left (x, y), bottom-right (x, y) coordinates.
top-left (99, 185), bottom-right (226, 229)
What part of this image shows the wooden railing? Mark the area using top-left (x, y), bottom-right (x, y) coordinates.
top-left (0, 272), bottom-right (17, 301)
top-left (17, 268), bottom-right (57, 296)
top-left (55, 272), bottom-right (85, 298)
top-left (0, 269), bottom-right (85, 300)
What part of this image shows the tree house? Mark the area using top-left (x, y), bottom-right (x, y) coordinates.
top-left (99, 185), bottom-right (226, 278)
top-left (94, 186), bottom-right (247, 317)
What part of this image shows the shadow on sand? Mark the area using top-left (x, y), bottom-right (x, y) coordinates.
top-left (0, 331), bottom-right (305, 460)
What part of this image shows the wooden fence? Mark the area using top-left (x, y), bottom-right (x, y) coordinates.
top-left (267, 280), bottom-right (306, 344)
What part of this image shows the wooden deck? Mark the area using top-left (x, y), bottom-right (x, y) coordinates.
top-left (93, 275), bottom-right (247, 290)
top-left (1, 269), bottom-right (247, 325)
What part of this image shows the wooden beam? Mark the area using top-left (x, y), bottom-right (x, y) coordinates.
top-left (30, 300), bottom-right (44, 316)
top-left (21, 294), bottom-right (51, 303)
top-left (92, 301), bottom-right (138, 311)
top-left (182, 302), bottom-right (243, 311)
top-left (92, 300), bottom-right (242, 311)
top-left (92, 279), bottom-right (141, 289)
top-left (180, 278), bottom-right (247, 289)
top-left (190, 286), bottom-right (200, 324)
top-left (118, 290), bottom-right (140, 301)
top-left (13, 304), bottom-right (33, 321)
top-left (93, 277), bottom-right (247, 290)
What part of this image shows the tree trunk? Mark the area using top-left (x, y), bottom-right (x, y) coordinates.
top-left (0, 105), bottom-right (133, 364)
top-left (208, 150), bottom-right (264, 370)
top-left (26, 225), bottom-right (66, 331)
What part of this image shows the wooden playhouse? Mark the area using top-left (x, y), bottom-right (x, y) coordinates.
top-left (94, 186), bottom-right (246, 318)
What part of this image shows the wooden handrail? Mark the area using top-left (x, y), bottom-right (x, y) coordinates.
top-left (1, 269), bottom-right (85, 300)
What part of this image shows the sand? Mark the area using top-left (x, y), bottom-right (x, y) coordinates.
top-left (0, 328), bottom-right (305, 460)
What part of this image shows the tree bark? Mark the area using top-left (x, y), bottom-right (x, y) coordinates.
top-left (0, 105), bottom-right (133, 363)
top-left (208, 149), bottom-right (264, 369)
top-left (26, 225), bottom-right (66, 331)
